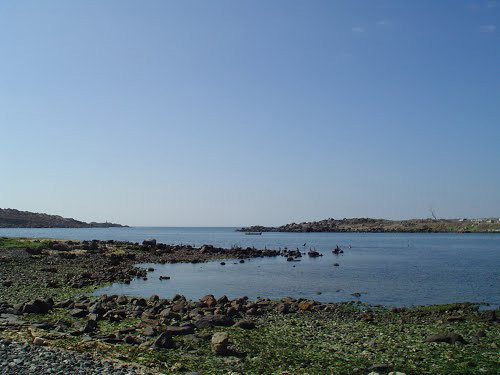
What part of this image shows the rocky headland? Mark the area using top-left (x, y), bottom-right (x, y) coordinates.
top-left (239, 217), bottom-right (500, 233)
top-left (0, 208), bottom-right (126, 228)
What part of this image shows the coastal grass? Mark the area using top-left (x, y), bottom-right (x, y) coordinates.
top-left (0, 237), bottom-right (51, 249)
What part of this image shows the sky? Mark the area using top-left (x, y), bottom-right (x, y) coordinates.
top-left (0, 1), bottom-right (499, 226)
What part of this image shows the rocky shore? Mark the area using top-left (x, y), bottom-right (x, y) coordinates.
top-left (239, 217), bottom-right (500, 233)
top-left (0, 237), bottom-right (499, 374)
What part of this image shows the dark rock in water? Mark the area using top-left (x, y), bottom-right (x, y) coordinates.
top-left (69, 308), bottom-right (89, 318)
top-left (142, 238), bottom-right (157, 247)
top-left (351, 293), bottom-right (361, 298)
top-left (234, 320), bottom-right (256, 330)
top-left (211, 332), bottom-right (229, 355)
top-left (333, 263), bottom-right (340, 267)
top-left (308, 251), bottom-right (321, 257)
top-left (425, 333), bottom-right (467, 345)
top-left (239, 259), bottom-right (245, 263)
top-left (159, 275), bottom-right (170, 280)
top-left (220, 262), bottom-right (226, 266)
top-left (153, 332), bottom-right (175, 349)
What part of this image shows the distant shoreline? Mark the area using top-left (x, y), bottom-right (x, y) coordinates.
top-left (239, 217), bottom-right (500, 234)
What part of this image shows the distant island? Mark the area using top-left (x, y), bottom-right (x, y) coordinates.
top-left (239, 217), bottom-right (500, 233)
top-left (0, 208), bottom-right (127, 228)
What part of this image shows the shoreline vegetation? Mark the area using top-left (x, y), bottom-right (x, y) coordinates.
top-left (0, 208), bottom-right (126, 228)
top-left (0, 237), bottom-right (499, 374)
top-left (239, 217), bottom-right (500, 233)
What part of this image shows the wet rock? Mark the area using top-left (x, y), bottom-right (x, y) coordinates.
top-left (425, 333), bottom-right (467, 345)
top-left (351, 293), bottom-right (361, 298)
top-left (211, 332), bottom-right (229, 355)
top-left (143, 239), bottom-right (157, 247)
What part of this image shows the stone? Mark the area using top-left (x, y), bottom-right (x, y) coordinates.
top-left (69, 308), bottom-right (89, 318)
top-left (425, 333), bottom-right (467, 345)
top-left (211, 332), bottom-right (229, 355)
top-left (143, 325), bottom-right (157, 337)
top-left (143, 239), bottom-right (157, 247)
top-left (32, 337), bottom-right (45, 346)
top-left (200, 295), bottom-right (217, 308)
top-left (116, 296), bottom-right (128, 305)
top-left (298, 301), bottom-right (315, 311)
top-left (165, 325), bottom-right (195, 335)
top-left (153, 332), bottom-right (175, 349)
top-left (234, 320), bottom-right (256, 330)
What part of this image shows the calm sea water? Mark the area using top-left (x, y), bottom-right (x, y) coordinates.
top-left (1, 227), bottom-right (499, 308)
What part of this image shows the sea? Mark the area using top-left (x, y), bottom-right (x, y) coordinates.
top-left (1, 227), bottom-right (499, 308)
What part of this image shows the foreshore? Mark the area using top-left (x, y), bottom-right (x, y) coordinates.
top-left (0, 237), bottom-right (498, 374)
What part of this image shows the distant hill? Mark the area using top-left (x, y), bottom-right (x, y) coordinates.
top-left (239, 217), bottom-right (500, 233)
top-left (0, 208), bottom-right (127, 228)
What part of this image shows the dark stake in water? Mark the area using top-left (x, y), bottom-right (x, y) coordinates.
top-left (1, 227), bottom-right (498, 307)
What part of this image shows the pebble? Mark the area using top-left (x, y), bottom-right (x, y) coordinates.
top-left (0, 338), bottom-right (150, 374)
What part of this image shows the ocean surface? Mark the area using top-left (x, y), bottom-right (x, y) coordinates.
top-left (1, 227), bottom-right (499, 308)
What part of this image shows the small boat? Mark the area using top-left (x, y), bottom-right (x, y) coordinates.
top-left (244, 232), bottom-right (262, 235)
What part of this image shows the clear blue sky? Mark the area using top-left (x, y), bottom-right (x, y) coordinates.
top-left (1, 1), bottom-right (499, 226)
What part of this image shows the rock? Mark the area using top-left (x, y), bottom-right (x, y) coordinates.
top-left (194, 315), bottom-right (234, 328)
top-left (200, 295), bottom-right (217, 308)
top-left (143, 325), bottom-right (158, 337)
top-left (69, 308), bottom-right (89, 318)
top-left (425, 333), bottom-right (467, 345)
top-left (2, 280), bottom-right (12, 287)
top-left (211, 332), bottom-right (229, 355)
top-left (143, 238), bottom-right (157, 247)
top-left (80, 320), bottom-right (98, 333)
top-left (370, 363), bottom-right (391, 372)
top-left (351, 293), bottom-right (361, 298)
top-left (165, 325), bottom-right (195, 335)
top-left (276, 303), bottom-right (290, 314)
top-left (153, 332), bottom-right (175, 349)
top-left (298, 300), bottom-right (315, 311)
top-left (124, 335), bottom-right (139, 345)
top-left (116, 296), bottom-right (128, 305)
top-left (234, 320), bottom-right (256, 330)
top-left (333, 263), bottom-right (340, 267)
top-left (22, 299), bottom-right (52, 314)
top-left (220, 262), bottom-right (226, 266)
top-left (32, 337), bottom-right (45, 346)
